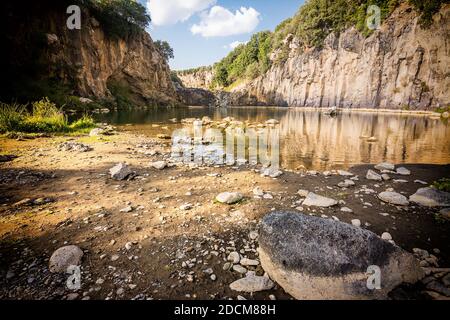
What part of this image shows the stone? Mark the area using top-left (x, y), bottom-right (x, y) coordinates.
top-left (150, 161), bottom-right (167, 170)
top-left (233, 265), bottom-right (248, 274)
top-left (249, 231), bottom-right (259, 240)
top-left (341, 207), bottom-right (353, 213)
top-left (89, 128), bottom-right (104, 137)
top-left (381, 174), bottom-right (391, 181)
top-left (109, 163), bottom-right (132, 181)
top-left (297, 189), bottom-right (309, 197)
top-left (258, 212), bottom-right (423, 300)
top-left (261, 168), bottom-right (283, 178)
top-left (229, 273), bottom-right (274, 293)
top-left (216, 192), bottom-right (243, 205)
top-left (409, 187), bottom-right (450, 207)
top-left (240, 258), bottom-right (260, 266)
top-left (49, 245), bottom-right (83, 273)
top-left (120, 206), bottom-right (133, 213)
top-left (337, 170), bottom-right (353, 176)
top-left (366, 170), bottom-right (382, 181)
top-left (338, 180), bottom-right (355, 188)
top-left (351, 219), bottom-right (361, 227)
top-left (302, 192), bottom-right (338, 207)
top-left (180, 203), bottom-right (193, 210)
top-left (396, 167), bottom-right (411, 176)
top-left (378, 191), bottom-right (409, 206)
top-left (374, 163), bottom-right (395, 171)
top-left (227, 252), bottom-right (240, 264)
top-left (381, 232), bottom-right (392, 241)
top-left (253, 187), bottom-right (264, 197)
top-left (438, 208), bottom-right (450, 221)
top-left (58, 142), bottom-right (92, 152)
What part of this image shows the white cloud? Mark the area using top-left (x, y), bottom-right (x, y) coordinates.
top-left (147, 0), bottom-right (216, 26)
top-left (191, 6), bottom-right (260, 37)
top-left (228, 41), bottom-right (247, 49)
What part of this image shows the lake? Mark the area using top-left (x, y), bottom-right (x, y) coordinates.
top-left (95, 106), bottom-right (450, 171)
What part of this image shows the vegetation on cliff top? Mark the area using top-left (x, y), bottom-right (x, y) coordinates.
top-left (203, 0), bottom-right (447, 89)
top-left (0, 99), bottom-right (95, 134)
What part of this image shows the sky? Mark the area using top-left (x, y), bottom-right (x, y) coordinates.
top-left (139, 0), bottom-right (305, 70)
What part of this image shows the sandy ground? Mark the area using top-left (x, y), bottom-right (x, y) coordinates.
top-left (0, 131), bottom-right (449, 300)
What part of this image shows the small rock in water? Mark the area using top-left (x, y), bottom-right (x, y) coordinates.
top-left (229, 272), bottom-right (274, 293)
top-left (337, 170), bottom-right (353, 176)
top-left (378, 191), bottom-right (409, 206)
top-left (49, 245), bottom-right (83, 273)
top-left (366, 170), bottom-right (382, 181)
top-left (216, 192), bottom-right (243, 205)
top-left (396, 167), bottom-right (411, 176)
top-left (341, 207), bottom-right (353, 213)
top-left (375, 163), bottom-right (395, 171)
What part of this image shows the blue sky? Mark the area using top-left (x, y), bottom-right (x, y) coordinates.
top-left (140, 1), bottom-right (305, 70)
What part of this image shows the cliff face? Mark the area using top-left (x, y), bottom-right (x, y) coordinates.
top-left (235, 4), bottom-right (449, 110)
top-left (180, 4), bottom-right (449, 110)
top-left (177, 69), bottom-right (214, 91)
top-left (0, 1), bottom-right (178, 106)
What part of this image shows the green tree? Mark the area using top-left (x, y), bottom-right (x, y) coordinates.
top-left (154, 40), bottom-right (174, 61)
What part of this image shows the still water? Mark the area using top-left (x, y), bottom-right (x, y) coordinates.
top-left (96, 106), bottom-right (450, 171)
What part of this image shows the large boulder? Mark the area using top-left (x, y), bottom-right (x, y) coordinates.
top-left (49, 245), bottom-right (83, 273)
top-left (258, 212), bottom-right (423, 300)
top-left (409, 187), bottom-right (450, 207)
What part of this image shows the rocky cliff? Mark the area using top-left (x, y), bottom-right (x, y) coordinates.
top-left (180, 4), bottom-right (450, 110)
top-left (177, 68), bottom-right (214, 91)
top-left (0, 1), bottom-right (178, 106)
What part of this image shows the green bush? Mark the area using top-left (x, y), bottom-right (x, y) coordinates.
top-left (433, 178), bottom-right (450, 192)
top-left (0, 98), bottom-right (95, 134)
top-left (0, 103), bottom-right (27, 133)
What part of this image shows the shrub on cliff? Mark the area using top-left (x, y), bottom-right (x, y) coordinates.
top-left (82, 0), bottom-right (151, 39)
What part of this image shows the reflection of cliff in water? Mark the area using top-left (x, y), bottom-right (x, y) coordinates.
top-left (279, 111), bottom-right (450, 170)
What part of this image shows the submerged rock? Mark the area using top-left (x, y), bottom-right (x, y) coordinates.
top-left (229, 272), bottom-right (274, 293)
top-left (375, 163), bottom-right (395, 171)
top-left (302, 192), bottom-right (338, 207)
top-left (378, 191), bottom-right (409, 206)
top-left (49, 245), bottom-right (83, 273)
top-left (396, 167), bottom-right (411, 176)
top-left (109, 163), bottom-right (132, 181)
top-left (258, 212), bottom-right (423, 300)
top-left (366, 170), bottom-right (382, 181)
top-left (409, 187), bottom-right (450, 207)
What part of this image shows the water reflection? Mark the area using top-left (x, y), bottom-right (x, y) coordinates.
top-left (96, 107), bottom-right (450, 171)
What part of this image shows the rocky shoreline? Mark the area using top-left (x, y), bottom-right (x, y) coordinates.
top-left (0, 128), bottom-right (449, 300)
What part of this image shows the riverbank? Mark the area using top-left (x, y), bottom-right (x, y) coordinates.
top-left (0, 130), bottom-right (449, 300)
